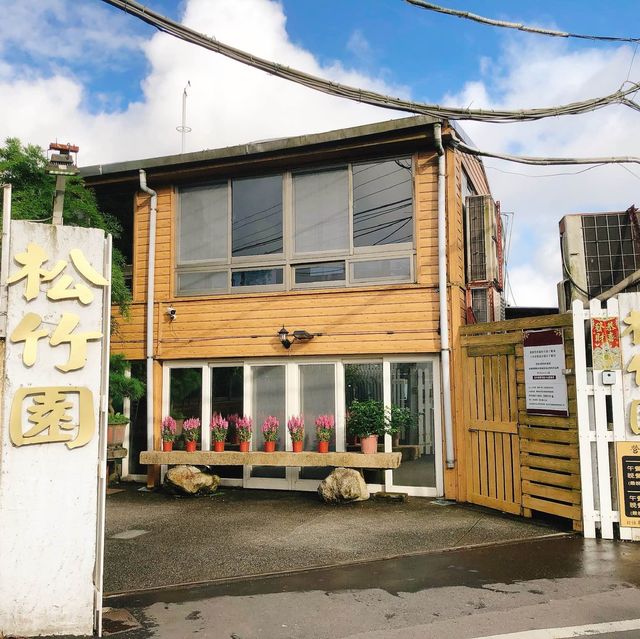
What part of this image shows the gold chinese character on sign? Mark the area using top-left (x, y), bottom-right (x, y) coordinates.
top-left (9, 386), bottom-right (95, 449)
top-left (9, 312), bottom-right (103, 371)
top-left (7, 242), bottom-right (109, 304)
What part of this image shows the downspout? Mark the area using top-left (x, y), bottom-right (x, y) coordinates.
top-left (139, 170), bottom-right (157, 458)
top-left (434, 123), bottom-right (455, 469)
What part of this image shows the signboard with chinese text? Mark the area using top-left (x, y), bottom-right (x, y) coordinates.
top-left (616, 441), bottom-right (640, 528)
top-left (591, 317), bottom-right (622, 370)
top-left (0, 220), bottom-right (110, 637)
top-left (617, 293), bottom-right (640, 439)
top-left (523, 329), bottom-right (569, 417)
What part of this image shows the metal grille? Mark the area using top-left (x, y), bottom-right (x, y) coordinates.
top-left (471, 289), bottom-right (489, 323)
top-left (582, 213), bottom-right (640, 297)
top-left (468, 196), bottom-right (487, 281)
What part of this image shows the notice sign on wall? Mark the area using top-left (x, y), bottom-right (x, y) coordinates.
top-left (616, 441), bottom-right (640, 528)
top-left (523, 328), bottom-right (569, 417)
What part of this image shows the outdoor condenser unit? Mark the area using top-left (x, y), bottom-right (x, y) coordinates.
top-left (466, 194), bottom-right (499, 284)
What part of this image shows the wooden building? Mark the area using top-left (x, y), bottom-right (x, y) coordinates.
top-left (83, 115), bottom-right (500, 500)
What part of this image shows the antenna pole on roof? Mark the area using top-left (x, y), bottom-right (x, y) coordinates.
top-left (177, 81), bottom-right (192, 154)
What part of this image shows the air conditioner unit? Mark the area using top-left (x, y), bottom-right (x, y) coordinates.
top-left (466, 195), bottom-right (499, 284)
top-left (470, 286), bottom-right (504, 323)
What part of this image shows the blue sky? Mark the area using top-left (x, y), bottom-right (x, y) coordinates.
top-left (1, 0), bottom-right (639, 305)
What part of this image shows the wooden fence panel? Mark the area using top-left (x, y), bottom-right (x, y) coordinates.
top-left (460, 314), bottom-right (581, 529)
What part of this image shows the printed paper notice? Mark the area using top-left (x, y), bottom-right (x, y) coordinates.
top-left (523, 329), bottom-right (569, 417)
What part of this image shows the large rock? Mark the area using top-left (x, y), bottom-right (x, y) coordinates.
top-left (318, 467), bottom-right (369, 503)
top-left (164, 465), bottom-right (220, 496)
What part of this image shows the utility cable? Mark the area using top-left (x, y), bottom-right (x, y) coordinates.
top-left (100, 0), bottom-right (640, 122)
top-left (453, 139), bottom-right (640, 167)
top-left (404, 0), bottom-right (640, 44)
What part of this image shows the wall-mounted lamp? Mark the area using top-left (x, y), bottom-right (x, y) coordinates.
top-left (167, 306), bottom-right (177, 321)
top-left (278, 326), bottom-right (314, 349)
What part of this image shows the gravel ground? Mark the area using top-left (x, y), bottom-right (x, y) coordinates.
top-left (104, 484), bottom-right (565, 594)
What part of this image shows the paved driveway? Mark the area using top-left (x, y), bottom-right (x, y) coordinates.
top-left (105, 484), bottom-right (565, 593)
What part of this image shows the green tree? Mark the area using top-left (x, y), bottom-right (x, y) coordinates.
top-left (0, 137), bottom-right (131, 315)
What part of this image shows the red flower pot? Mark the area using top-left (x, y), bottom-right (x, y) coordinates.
top-left (263, 440), bottom-right (276, 452)
top-left (239, 441), bottom-right (250, 452)
top-left (360, 435), bottom-right (378, 455)
top-left (162, 440), bottom-right (173, 452)
top-left (292, 440), bottom-right (303, 453)
top-left (185, 440), bottom-right (197, 452)
top-left (317, 440), bottom-right (329, 453)
top-left (213, 441), bottom-right (225, 452)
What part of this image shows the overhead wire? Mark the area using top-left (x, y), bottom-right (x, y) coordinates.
top-left (100, 0), bottom-right (640, 122)
top-left (453, 139), bottom-right (640, 167)
top-left (403, 0), bottom-right (640, 44)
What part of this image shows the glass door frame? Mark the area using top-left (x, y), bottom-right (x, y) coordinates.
top-left (383, 356), bottom-right (443, 498)
top-left (242, 360), bottom-right (291, 490)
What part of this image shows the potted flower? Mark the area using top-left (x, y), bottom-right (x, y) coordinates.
top-left (236, 416), bottom-right (252, 452)
top-left (261, 416), bottom-right (279, 452)
top-left (287, 415), bottom-right (304, 453)
top-left (315, 414), bottom-right (334, 453)
top-left (210, 413), bottom-right (229, 452)
top-left (182, 417), bottom-right (200, 452)
top-left (161, 416), bottom-right (177, 451)
top-left (346, 400), bottom-right (391, 454)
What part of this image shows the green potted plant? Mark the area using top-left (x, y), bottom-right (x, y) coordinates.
top-left (108, 354), bottom-right (145, 447)
top-left (346, 400), bottom-right (402, 454)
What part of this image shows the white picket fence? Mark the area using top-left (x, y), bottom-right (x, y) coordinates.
top-left (572, 297), bottom-right (640, 540)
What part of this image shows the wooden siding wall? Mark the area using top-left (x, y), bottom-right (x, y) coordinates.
top-left (112, 150), bottom-right (448, 361)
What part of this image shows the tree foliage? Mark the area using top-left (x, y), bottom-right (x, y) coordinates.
top-left (0, 137), bottom-right (131, 314)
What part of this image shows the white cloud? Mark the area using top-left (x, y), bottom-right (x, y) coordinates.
top-left (347, 29), bottom-right (372, 63)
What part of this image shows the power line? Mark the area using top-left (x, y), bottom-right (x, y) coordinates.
top-left (485, 164), bottom-right (606, 178)
top-left (100, 0), bottom-right (640, 122)
top-left (454, 139), bottom-right (640, 167)
top-left (404, 0), bottom-right (640, 44)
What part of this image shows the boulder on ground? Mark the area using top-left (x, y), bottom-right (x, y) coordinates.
top-left (318, 467), bottom-right (369, 503)
top-left (163, 465), bottom-right (220, 496)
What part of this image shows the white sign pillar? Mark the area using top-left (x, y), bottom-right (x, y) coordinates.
top-left (0, 220), bottom-right (111, 637)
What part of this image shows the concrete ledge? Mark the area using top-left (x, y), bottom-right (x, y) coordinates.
top-left (140, 450), bottom-right (402, 469)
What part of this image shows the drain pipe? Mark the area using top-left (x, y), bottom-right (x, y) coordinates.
top-left (434, 123), bottom-right (455, 470)
top-left (139, 170), bottom-right (157, 458)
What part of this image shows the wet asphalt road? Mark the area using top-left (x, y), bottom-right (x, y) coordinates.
top-left (103, 536), bottom-right (640, 639)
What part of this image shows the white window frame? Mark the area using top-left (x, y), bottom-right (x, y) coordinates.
top-left (161, 354), bottom-right (441, 496)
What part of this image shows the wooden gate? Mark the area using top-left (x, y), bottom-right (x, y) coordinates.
top-left (460, 315), bottom-right (582, 529)
top-left (463, 342), bottom-right (521, 514)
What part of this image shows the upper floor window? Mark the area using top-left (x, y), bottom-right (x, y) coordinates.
top-left (179, 183), bottom-right (228, 263)
top-left (232, 175), bottom-right (283, 257)
top-left (353, 159), bottom-right (413, 247)
top-left (293, 168), bottom-right (349, 255)
top-left (177, 156), bottom-right (414, 295)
